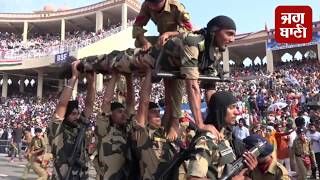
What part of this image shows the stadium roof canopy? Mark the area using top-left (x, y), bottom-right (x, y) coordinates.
top-left (0, 0), bottom-right (140, 33)
top-left (228, 22), bottom-right (320, 63)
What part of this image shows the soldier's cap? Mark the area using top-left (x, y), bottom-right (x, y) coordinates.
top-left (111, 102), bottom-right (125, 111)
top-left (35, 128), bottom-right (42, 133)
top-left (207, 15), bottom-right (236, 32)
top-left (149, 102), bottom-right (160, 110)
top-left (145, 0), bottom-right (163, 3)
top-left (243, 134), bottom-right (273, 158)
top-left (296, 128), bottom-right (306, 134)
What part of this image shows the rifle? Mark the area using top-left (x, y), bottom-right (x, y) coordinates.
top-left (64, 115), bottom-right (90, 180)
top-left (219, 141), bottom-right (267, 180)
top-left (155, 72), bottom-right (232, 82)
top-left (158, 122), bottom-right (201, 180)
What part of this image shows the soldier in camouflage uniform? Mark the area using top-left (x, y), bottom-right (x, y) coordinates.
top-left (133, 0), bottom-right (193, 141)
top-left (187, 91), bottom-right (258, 180)
top-left (49, 60), bottom-right (96, 180)
top-left (133, 16), bottom-right (236, 142)
top-left (29, 128), bottom-right (48, 180)
top-left (112, 16), bottom-right (236, 142)
top-left (93, 70), bottom-right (135, 180)
top-left (293, 128), bottom-right (317, 180)
top-left (129, 64), bottom-right (176, 180)
top-left (196, 16), bottom-right (237, 106)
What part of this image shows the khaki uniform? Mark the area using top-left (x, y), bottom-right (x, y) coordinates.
top-left (131, 121), bottom-right (175, 180)
top-left (132, 0), bottom-right (191, 38)
top-left (49, 116), bottom-right (89, 180)
top-left (249, 157), bottom-right (290, 180)
top-left (187, 129), bottom-right (236, 179)
top-left (22, 132), bottom-right (33, 179)
top-left (30, 136), bottom-right (48, 180)
top-left (293, 138), bottom-right (316, 180)
top-left (93, 112), bottom-right (134, 180)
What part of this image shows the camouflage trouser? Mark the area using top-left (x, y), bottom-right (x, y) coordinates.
top-left (52, 163), bottom-right (89, 180)
top-left (199, 65), bottom-right (218, 90)
top-left (93, 157), bottom-right (127, 180)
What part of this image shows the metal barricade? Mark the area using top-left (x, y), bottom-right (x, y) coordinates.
top-left (0, 140), bottom-right (28, 154)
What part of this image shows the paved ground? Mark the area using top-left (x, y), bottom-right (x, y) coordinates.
top-left (0, 153), bottom-right (317, 180)
top-left (0, 154), bottom-right (96, 180)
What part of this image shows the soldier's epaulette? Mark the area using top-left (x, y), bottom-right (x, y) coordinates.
top-left (168, 0), bottom-right (182, 7)
top-left (198, 41), bottom-right (205, 52)
top-left (205, 132), bottom-right (215, 140)
top-left (184, 34), bottom-right (204, 47)
top-left (153, 136), bottom-right (167, 143)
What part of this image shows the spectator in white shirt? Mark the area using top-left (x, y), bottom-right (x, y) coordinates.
top-left (306, 123), bottom-right (320, 178)
top-left (232, 118), bottom-right (250, 140)
top-left (287, 124), bottom-right (297, 172)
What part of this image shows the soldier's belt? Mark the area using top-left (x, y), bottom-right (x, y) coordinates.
top-left (155, 72), bottom-right (232, 82)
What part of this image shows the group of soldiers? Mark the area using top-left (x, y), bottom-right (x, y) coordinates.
top-left (39, 0), bottom-right (314, 179)
top-left (20, 127), bottom-right (53, 180)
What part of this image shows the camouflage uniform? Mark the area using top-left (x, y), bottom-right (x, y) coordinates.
top-left (30, 136), bottom-right (48, 180)
top-left (131, 120), bottom-right (175, 180)
top-left (93, 112), bottom-right (134, 180)
top-left (187, 128), bottom-right (236, 179)
top-left (49, 116), bottom-right (89, 180)
top-left (293, 138), bottom-right (316, 180)
top-left (158, 32), bottom-right (218, 119)
top-left (249, 157), bottom-right (290, 180)
top-left (133, 0), bottom-right (192, 121)
top-left (198, 45), bottom-right (222, 90)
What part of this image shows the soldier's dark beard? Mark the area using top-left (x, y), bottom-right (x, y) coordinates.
top-left (63, 118), bottom-right (78, 128)
top-left (212, 38), bottom-right (225, 52)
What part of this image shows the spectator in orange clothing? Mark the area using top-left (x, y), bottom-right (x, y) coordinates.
top-left (265, 126), bottom-right (277, 158)
top-left (290, 101), bottom-right (299, 119)
top-left (275, 124), bottom-right (293, 172)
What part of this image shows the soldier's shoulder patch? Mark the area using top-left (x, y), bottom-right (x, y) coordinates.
top-left (184, 33), bottom-right (204, 46)
top-left (276, 162), bottom-right (288, 175)
top-left (205, 132), bottom-right (216, 140)
top-left (182, 12), bottom-right (190, 21)
top-left (198, 41), bottom-right (205, 52)
top-left (195, 137), bottom-right (208, 148)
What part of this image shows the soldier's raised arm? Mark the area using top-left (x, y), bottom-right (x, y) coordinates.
top-left (135, 66), bottom-right (152, 127)
top-left (101, 71), bottom-right (119, 114)
top-left (124, 74), bottom-right (135, 115)
top-left (83, 72), bottom-right (96, 118)
top-left (132, 2), bottom-right (151, 51)
top-left (95, 71), bottom-right (119, 138)
top-left (54, 60), bottom-right (80, 120)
